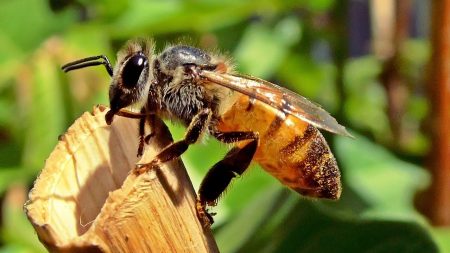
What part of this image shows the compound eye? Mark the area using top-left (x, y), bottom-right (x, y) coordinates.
top-left (121, 53), bottom-right (148, 88)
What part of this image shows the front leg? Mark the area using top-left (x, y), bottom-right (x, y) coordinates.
top-left (104, 108), bottom-right (155, 125)
top-left (102, 107), bottom-right (157, 157)
top-left (134, 108), bottom-right (212, 174)
top-left (137, 111), bottom-right (158, 157)
top-left (137, 108), bottom-right (147, 157)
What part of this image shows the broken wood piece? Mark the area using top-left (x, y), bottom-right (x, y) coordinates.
top-left (24, 105), bottom-right (219, 253)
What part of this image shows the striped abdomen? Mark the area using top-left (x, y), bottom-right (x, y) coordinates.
top-left (216, 95), bottom-right (341, 199)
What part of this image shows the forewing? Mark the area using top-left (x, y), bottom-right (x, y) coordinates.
top-left (200, 71), bottom-right (352, 137)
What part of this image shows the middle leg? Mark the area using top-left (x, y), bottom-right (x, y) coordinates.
top-left (134, 108), bottom-right (212, 174)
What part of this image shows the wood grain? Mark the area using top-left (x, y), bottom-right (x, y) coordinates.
top-left (25, 105), bottom-right (219, 253)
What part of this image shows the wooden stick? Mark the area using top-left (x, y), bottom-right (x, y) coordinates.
top-left (24, 105), bottom-right (219, 253)
top-left (419, 0), bottom-right (450, 226)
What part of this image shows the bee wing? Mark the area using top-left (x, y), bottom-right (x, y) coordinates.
top-left (201, 71), bottom-right (352, 137)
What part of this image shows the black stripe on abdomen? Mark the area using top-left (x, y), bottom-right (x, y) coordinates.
top-left (280, 124), bottom-right (316, 156)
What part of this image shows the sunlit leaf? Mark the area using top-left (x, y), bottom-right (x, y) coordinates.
top-left (0, 244), bottom-right (36, 253)
top-left (234, 24), bottom-right (289, 78)
top-left (0, 34), bottom-right (24, 87)
top-left (110, 1), bottom-right (253, 37)
top-left (431, 227), bottom-right (450, 253)
top-left (344, 56), bottom-right (390, 139)
top-left (335, 133), bottom-right (430, 220)
top-left (0, 168), bottom-right (28, 195)
top-left (303, 0), bottom-right (336, 12)
top-left (0, 0), bottom-right (75, 52)
top-left (21, 42), bottom-right (66, 174)
top-left (278, 55), bottom-right (338, 111)
top-left (1, 185), bottom-right (47, 253)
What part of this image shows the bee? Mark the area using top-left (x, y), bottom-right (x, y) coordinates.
top-left (62, 38), bottom-right (351, 226)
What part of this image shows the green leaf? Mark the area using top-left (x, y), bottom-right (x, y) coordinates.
top-left (21, 49), bottom-right (66, 174)
top-left (303, 0), bottom-right (336, 12)
top-left (234, 24), bottom-right (289, 78)
top-left (278, 55), bottom-right (338, 111)
top-left (335, 133), bottom-right (430, 220)
top-left (1, 185), bottom-right (47, 253)
top-left (109, 1), bottom-right (255, 37)
top-left (237, 199), bottom-right (438, 253)
top-left (0, 168), bottom-right (28, 195)
top-left (268, 201), bottom-right (438, 253)
top-left (234, 199), bottom-right (439, 253)
top-left (431, 227), bottom-right (450, 253)
top-left (0, 244), bottom-right (36, 253)
top-left (0, 0), bottom-right (75, 52)
top-left (215, 186), bottom-right (287, 253)
top-left (0, 34), bottom-right (24, 86)
top-left (344, 56), bottom-right (390, 139)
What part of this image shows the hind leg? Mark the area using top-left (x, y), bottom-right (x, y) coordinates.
top-left (197, 131), bottom-right (259, 226)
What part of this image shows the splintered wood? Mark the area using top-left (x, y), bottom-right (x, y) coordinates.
top-left (24, 106), bottom-right (218, 253)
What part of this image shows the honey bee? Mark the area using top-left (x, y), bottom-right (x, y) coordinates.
top-left (62, 38), bottom-right (351, 226)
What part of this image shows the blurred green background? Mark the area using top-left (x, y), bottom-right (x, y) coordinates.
top-left (0, 0), bottom-right (448, 252)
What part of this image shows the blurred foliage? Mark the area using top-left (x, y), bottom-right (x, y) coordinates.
top-left (0, 0), bottom-right (447, 252)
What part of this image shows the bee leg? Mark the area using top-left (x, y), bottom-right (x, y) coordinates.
top-left (144, 114), bottom-right (156, 144)
top-left (115, 109), bottom-right (149, 119)
top-left (196, 131), bottom-right (259, 226)
top-left (137, 111), bottom-right (146, 157)
top-left (134, 108), bottom-right (212, 174)
top-left (106, 108), bottom-right (154, 125)
top-left (137, 110), bottom-right (158, 157)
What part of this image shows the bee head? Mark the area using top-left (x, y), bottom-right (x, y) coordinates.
top-left (105, 39), bottom-right (154, 124)
top-left (61, 38), bottom-right (154, 125)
